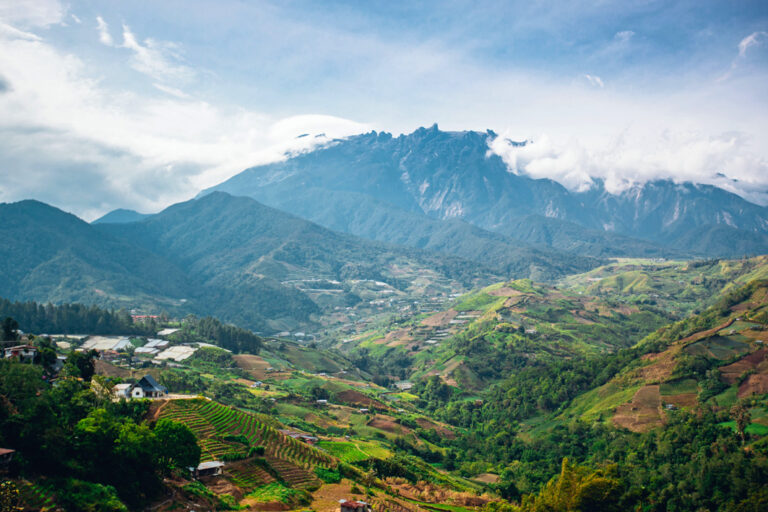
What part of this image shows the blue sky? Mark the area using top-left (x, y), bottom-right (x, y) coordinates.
top-left (0, 0), bottom-right (767, 218)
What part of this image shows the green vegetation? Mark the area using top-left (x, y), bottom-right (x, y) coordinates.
top-left (0, 358), bottom-right (199, 510)
top-left (0, 298), bottom-right (153, 335)
top-left (317, 441), bottom-right (371, 463)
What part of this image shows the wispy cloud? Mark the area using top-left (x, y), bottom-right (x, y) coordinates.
top-left (153, 83), bottom-right (192, 99)
top-left (614, 30), bottom-right (635, 44)
top-left (0, 0), bottom-right (64, 28)
top-left (96, 16), bottom-right (113, 46)
top-left (583, 74), bottom-right (604, 88)
top-left (738, 31), bottom-right (767, 57)
top-left (719, 31), bottom-right (768, 81)
top-left (120, 24), bottom-right (194, 84)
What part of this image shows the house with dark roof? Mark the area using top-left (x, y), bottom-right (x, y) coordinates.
top-left (129, 375), bottom-right (167, 398)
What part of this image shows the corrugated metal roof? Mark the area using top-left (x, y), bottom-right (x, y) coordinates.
top-left (197, 461), bottom-right (225, 470)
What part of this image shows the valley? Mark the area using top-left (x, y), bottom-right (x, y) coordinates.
top-left (3, 2), bottom-right (768, 510)
top-left (2, 255), bottom-right (768, 511)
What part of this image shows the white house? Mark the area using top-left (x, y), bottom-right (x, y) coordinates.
top-left (3, 344), bottom-right (37, 363)
top-left (118, 375), bottom-right (168, 399)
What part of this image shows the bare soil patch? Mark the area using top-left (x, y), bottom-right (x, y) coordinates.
top-left (636, 350), bottom-right (678, 383)
top-left (335, 389), bottom-right (390, 410)
top-left (234, 354), bottom-right (272, 380)
top-left (738, 374), bottom-right (768, 398)
top-left (488, 287), bottom-right (524, 297)
top-left (613, 385), bottom-right (662, 433)
top-left (414, 417), bottom-right (455, 440)
top-left (743, 329), bottom-right (768, 342)
top-left (383, 328), bottom-right (413, 347)
top-left (421, 309), bottom-right (458, 327)
top-left (94, 359), bottom-right (132, 378)
top-left (310, 481), bottom-right (366, 512)
top-left (720, 349), bottom-right (768, 384)
top-left (663, 393), bottom-right (698, 408)
top-left (238, 498), bottom-right (289, 511)
top-left (204, 476), bottom-right (243, 502)
top-left (367, 415), bottom-right (411, 435)
top-left (473, 473), bottom-right (500, 484)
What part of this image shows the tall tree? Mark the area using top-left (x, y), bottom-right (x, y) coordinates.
top-left (1, 317), bottom-right (18, 342)
top-left (153, 419), bottom-right (201, 474)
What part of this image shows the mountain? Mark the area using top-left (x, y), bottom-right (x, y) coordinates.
top-left (497, 214), bottom-right (679, 258)
top-left (0, 193), bottom-right (505, 333)
top-left (92, 208), bottom-right (150, 224)
top-left (97, 192), bottom-right (501, 329)
top-left (0, 199), bottom-right (193, 308)
top-left (203, 124), bottom-right (768, 258)
top-left (201, 175), bottom-right (601, 281)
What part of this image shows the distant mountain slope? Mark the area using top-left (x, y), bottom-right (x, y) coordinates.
top-left (99, 191), bottom-right (497, 287)
top-left (559, 278), bottom-right (768, 432)
top-left (1, 195), bottom-right (500, 333)
top-left (92, 208), bottom-right (150, 224)
top-left (203, 125), bottom-right (768, 258)
top-left (201, 187), bottom-right (601, 281)
top-left (498, 214), bottom-right (679, 258)
top-left (0, 200), bottom-right (192, 308)
top-left (95, 192), bottom-right (501, 330)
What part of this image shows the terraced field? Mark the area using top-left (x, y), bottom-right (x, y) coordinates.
top-left (227, 461), bottom-right (277, 492)
top-left (158, 398), bottom-right (336, 469)
top-left (266, 456), bottom-right (321, 489)
top-left (17, 480), bottom-right (57, 511)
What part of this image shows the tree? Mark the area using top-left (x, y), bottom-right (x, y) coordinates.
top-left (1, 317), bottom-right (18, 342)
top-left (731, 402), bottom-right (752, 444)
top-left (519, 458), bottom-right (622, 512)
top-left (153, 419), bottom-right (200, 474)
top-left (65, 350), bottom-right (98, 381)
top-left (34, 336), bottom-right (58, 374)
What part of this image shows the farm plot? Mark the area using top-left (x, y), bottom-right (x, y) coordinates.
top-left (684, 336), bottom-right (750, 360)
top-left (317, 441), bottom-right (370, 463)
top-left (158, 399), bottom-right (336, 469)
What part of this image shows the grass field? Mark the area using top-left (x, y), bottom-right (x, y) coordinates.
top-left (316, 441), bottom-right (370, 462)
top-left (660, 378), bottom-right (698, 396)
top-left (246, 482), bottom-right (304, 503)
top-left (718, 421), bottom-right (768, 436)
top-left (562, 382), bottom-right (641, 422)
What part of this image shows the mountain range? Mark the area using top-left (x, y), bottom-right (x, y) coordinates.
top-left (202, 124), bottom-right (768, 258)
top-left (2, 193), bottom-right (516, 332)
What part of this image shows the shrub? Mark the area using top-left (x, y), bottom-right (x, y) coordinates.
top-left (314, 467), bottom-right (342, 483)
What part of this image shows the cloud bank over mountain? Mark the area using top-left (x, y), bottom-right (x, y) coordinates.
top-left (0, 0), bottom-right (766, 217)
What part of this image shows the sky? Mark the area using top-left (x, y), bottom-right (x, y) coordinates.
top-left (0, 0), bottom-right (767, 219)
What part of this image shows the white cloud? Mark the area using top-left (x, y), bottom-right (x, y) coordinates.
top-left (738, 31), bottom-right (767, 58)
top-left (71, 14), bottom-right (81, 24)
top-left (153, 83), bottom-right (192, 99)
top-left (583, 74), bottom-right (604, 87)
top-left (489, 129), bottom-right (768, 205)
top-left (120, 24), bottom-right (194, 84)
top-left (96, 16), bottom-right (113, 46)
top-left (719, 31), bottom-right (768, 81)
top-left (614, 30), bottom-right (635, 43)
top-left (0, 0), bottom-right (63, 28)
top-left (0, 21), bottom-right (40, 41)
top-left (0, 20), bottom-right (369, 219)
